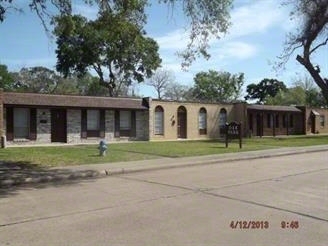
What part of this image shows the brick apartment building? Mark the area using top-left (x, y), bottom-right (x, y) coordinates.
top-left (1, 90), bottom-right (328, 146)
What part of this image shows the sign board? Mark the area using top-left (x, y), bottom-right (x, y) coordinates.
top-left (225, 122), bottom-right (242, 149)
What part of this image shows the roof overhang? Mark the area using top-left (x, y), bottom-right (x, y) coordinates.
top-left (247, 104), bottom-right (302, 113)
top-left (3, 92), bottom-right (149, 110)
top-left (311, 110), bottom-right (320, 116)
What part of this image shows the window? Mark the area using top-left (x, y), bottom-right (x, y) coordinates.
top-left (154, 106), bottom-right (164, 135)
top-left (219, 108), bottom-right (227, 134)
top-left (289, 114), bottom-right (294, 128)
top-left (267, 114), bottom-right (272, 128)
top-left (275, 114), bottom-right (279, 128)
top-left (120, 111), bottom-right (131, 130)
top-left (199, 108), bottom-right (207, 135)
top-left (320, 115), bottom-right (325, 127)
top-left (14, 108), bottom-right (30, 138)
top-left (114, 110), bottom-right (135, 138)
top-left (81, 109), bottom-right (105, 138)
top-left (87, 110), bottom-right (100, 130)
top-left (283, 114), bottom-right (287, 128)
top-left (249, 113), bottom-right (253, 131)
top-left (219, 108), bottom-right (227, 127)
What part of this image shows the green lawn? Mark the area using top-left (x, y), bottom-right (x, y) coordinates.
top-left (1, 135), bottom-right (328, 167)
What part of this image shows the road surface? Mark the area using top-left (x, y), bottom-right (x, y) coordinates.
top-left (0, 152), bottom-right (327, 245)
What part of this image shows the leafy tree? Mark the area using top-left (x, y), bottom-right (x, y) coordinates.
top-left (7, 64), bottom-right (133, 96)
top-left (50, 76), bottom-right (80, 95)
top-left (192, 70), bottom-right (244, 103)
top-left (0, 64), bottom-right (14, 90)
top-left (160, 0), bottom-right (233, 68)
top-left (84, 80), bottom-right (107, 96)
top-left (305, 88), bottom-right (328, 107)
top-left (1, 0), bottom-right (72, 29)
top-left (54, 8), bottom-right (161, 96)
top-left (11, 66), bottom-right (62, 93)
top-left (279, 0), bottom-right (328, 102)
top-left (292, 75), bottom-right (327, 107)
top-left (147, 69), bottom-right (175, 99)
top-left (163, 82), bottom-right (193, 101)
top-left (264, 75), bottom-right (327, 107)
top-left (1, 0), bottom-right (232, 68)
top-left (245, 78), bottom-right (287, 104)
top-left (266, 85), bottom-right (327, 107)
top-left (10, 66), bottom-right (92, 95)
top-left (266, 86), bottom-right (306, 106)
top-left (54, 72), bottom-right (105, 95)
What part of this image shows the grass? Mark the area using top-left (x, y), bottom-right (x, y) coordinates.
top-left (0, 135), bottom-right (328, 167)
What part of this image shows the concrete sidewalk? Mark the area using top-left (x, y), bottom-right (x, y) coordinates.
top-left (70, 144), bottom-right (328, 175)
top-left (1, 145), bottom-right (328, 187)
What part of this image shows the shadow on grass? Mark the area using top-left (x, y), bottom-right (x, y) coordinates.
top-left (0, 161), bottom-right (100, 197)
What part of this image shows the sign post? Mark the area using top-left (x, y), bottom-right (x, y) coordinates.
top-left (225, 122), bottom-right (242, 149)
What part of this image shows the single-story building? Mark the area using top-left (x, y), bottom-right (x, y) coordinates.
top-left (1, 91), bottom-right (150, 145)
top-left (303, 107), bottom-right (328, 135)
top-left (147, 99), bottom-right (235, 141)
top-left (1, 90), bottom-right (327, 146)
top-left (246, 104), bottom-right (304, 137)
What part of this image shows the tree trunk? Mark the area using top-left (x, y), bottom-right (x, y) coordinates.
top-left (296, 55), bottom-right (328, 103)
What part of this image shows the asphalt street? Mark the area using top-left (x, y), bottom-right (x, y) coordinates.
top-left (0, 151), bottom-right (327, 245)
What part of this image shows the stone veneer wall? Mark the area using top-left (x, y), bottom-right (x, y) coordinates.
top-left (67, 109), bottom-right (81, 144)
top-left (67, 109), bottom-right (117, 143)
top-left (105, 110), bottom-right (114, 141)
top-left (136, 111), bottom-right (149, 140)
top-left (36, 109), bottom-right (51, 142)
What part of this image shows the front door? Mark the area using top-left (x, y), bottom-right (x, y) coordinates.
top-left (177, 106), bottom-right (187, 138)
top-left (51, 109), bottom-right (67, 142)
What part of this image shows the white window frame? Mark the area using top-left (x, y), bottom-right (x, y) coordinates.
top-left (87, 110), bottom-right (100, 131)
top-left (154, 107), bottom-right (164, 135)
top-left (120, 111), bottom-right (131, 130)
top-left (198, 109), bottom-right (207, 130)
top-left (320, 115), bottom-right (325, 127)
top-left (14, 108), bottom-right (30, 138)
top-left (219, 109), bottom-right (227, 127)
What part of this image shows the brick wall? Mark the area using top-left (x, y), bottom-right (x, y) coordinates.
top-left (247, 111), bottom-right (304, 137)
top-left (305, 107), bottom-right (328, 134)
top-left (232, 102), bottom-right (247, 135)
top-left (149, 100), bottom-right (234, 141)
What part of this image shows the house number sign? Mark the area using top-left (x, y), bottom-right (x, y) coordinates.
top-left (225, 121), bottom-right (242, 149)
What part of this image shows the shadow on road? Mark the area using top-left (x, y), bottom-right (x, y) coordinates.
top-left (0, 161), bottom-right (99, 197)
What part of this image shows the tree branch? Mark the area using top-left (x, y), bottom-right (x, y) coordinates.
top-left (310, 37), bottom-right (328, 55)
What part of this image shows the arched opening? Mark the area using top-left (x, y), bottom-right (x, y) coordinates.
top-left (219, 108), bottom-right (227, 135)
top-left (154, 106), bottom-right (164, 135)
top-left (199, 107), bottom-right (207, 135)
top-left (177, 106), bottom-right (187, 138)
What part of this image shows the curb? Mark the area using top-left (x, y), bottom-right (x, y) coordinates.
top-left (1, 146), bottom-right (328, 188)
top-left (100, 146), bottom-right (328, 176)
top-left (0, 170), bottom-right (100, 188)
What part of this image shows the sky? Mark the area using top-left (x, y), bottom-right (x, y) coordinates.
top-left (0, 0), bottom-right (327, 98)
